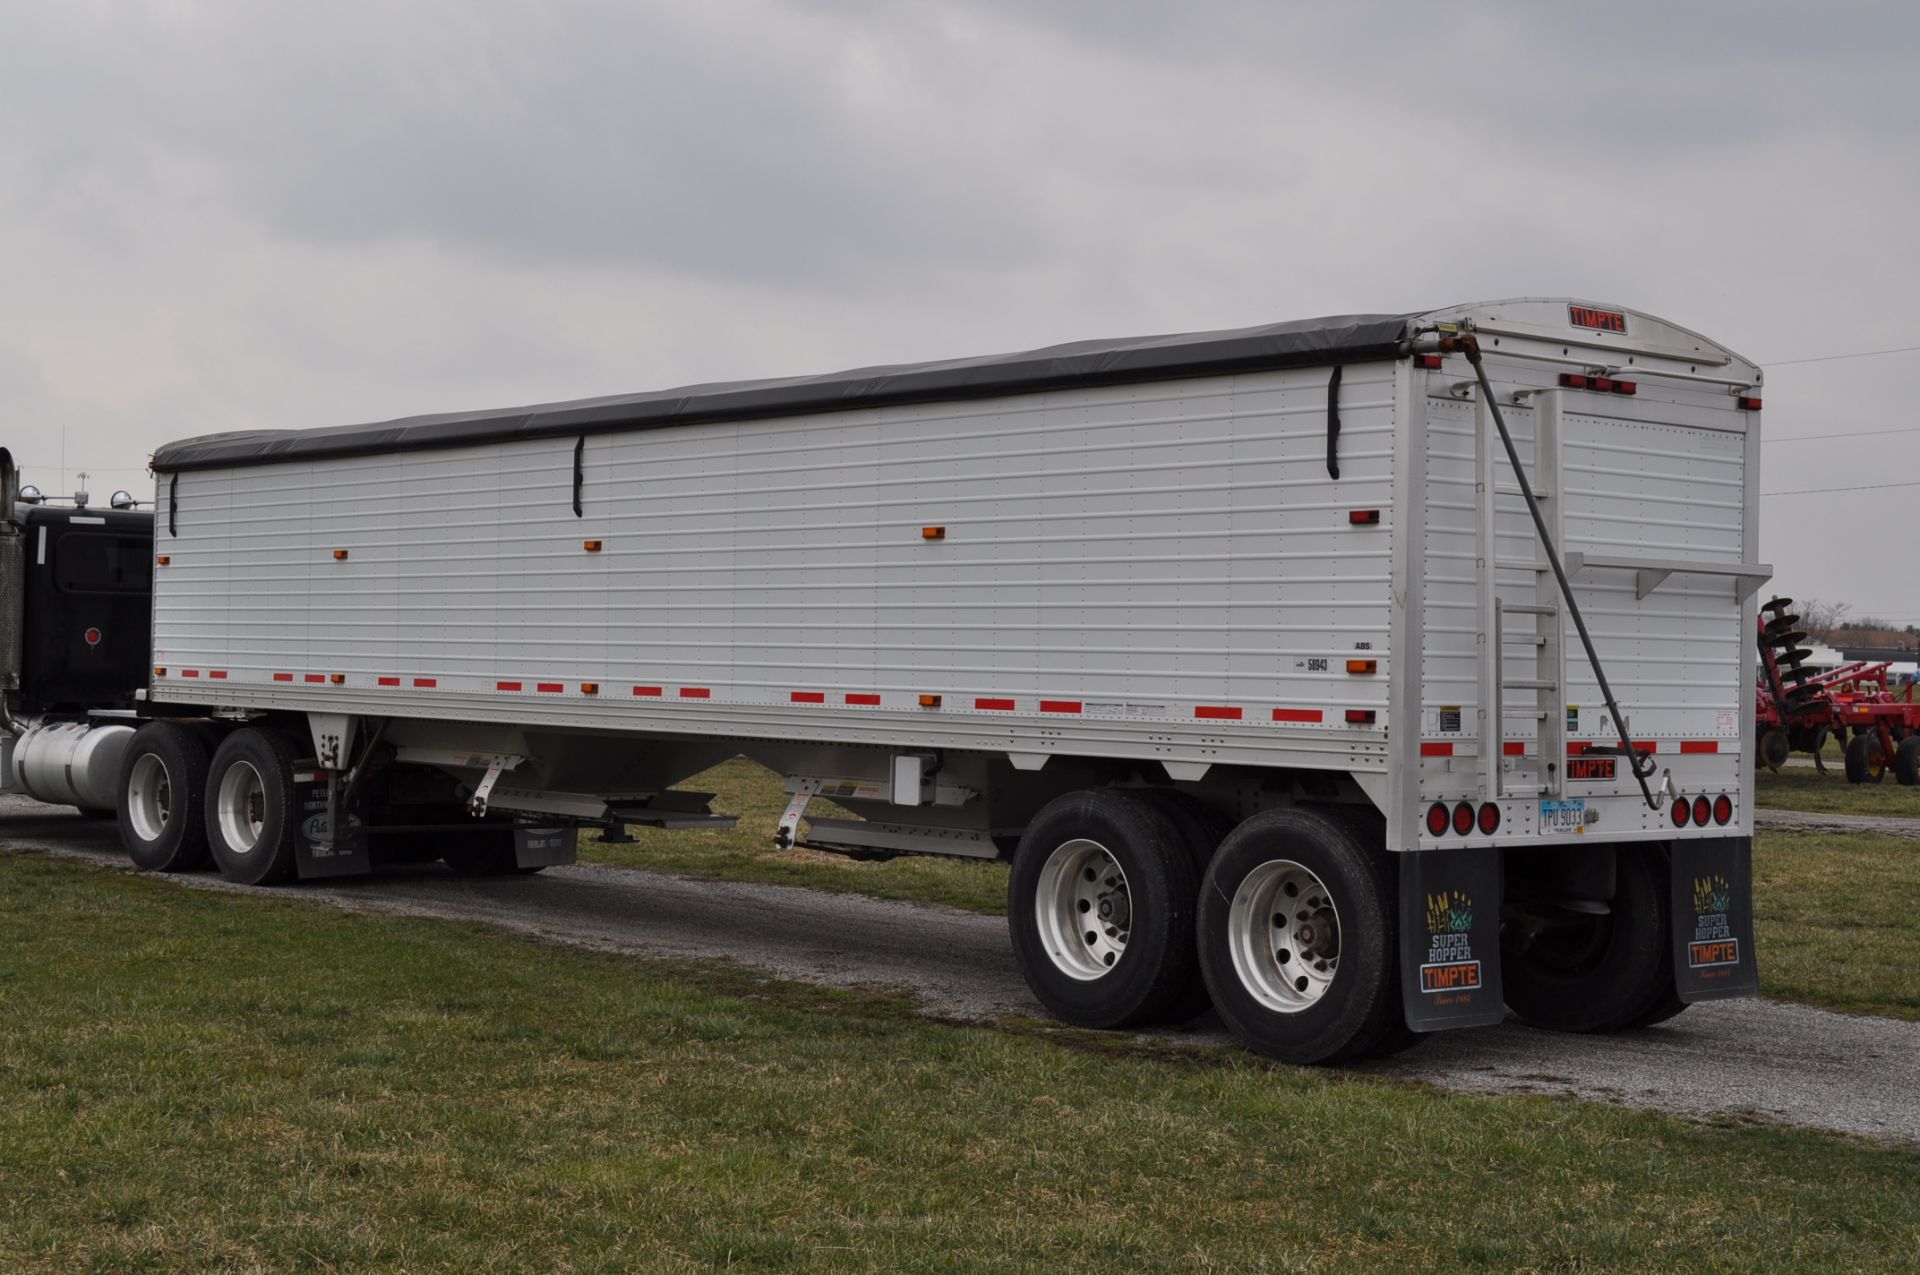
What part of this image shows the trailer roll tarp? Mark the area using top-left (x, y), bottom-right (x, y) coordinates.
top-left (151, 311), bottom-right (1419, 472)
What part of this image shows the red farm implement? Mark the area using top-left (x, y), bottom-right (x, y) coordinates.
top-left (1756, 596), bottom-right (1920, 784)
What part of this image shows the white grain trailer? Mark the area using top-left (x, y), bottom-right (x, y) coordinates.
top-left (117, 297), bottom-right (1765, 1063)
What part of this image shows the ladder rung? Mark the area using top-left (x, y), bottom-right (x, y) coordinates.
top-left (1503, 679), bottom-right (1557, 690)
top-left (1500, 635), bottom-right (1546, 647)
top-left (1499, 602), bottom-right (1557, 615)
top-left (1495, 558), bottom-right (1555, 572)
top-left (1495, 485), bottom-right (1554, 500)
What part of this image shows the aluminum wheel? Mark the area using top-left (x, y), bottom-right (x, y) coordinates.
top-left (1227, 859), bottom-right (1341, 1013)
top-left (1033, 838), bottom-right (1131, 981)
top-left (125, 752), bottom-right (172, 843)
top-left (215, 759), bottom-right (267, 855)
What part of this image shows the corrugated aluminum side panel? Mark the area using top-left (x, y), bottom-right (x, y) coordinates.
top-left (151, 366), bottom-right (1401, 775)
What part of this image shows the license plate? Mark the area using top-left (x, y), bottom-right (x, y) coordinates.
top-left (1539, 798), bottom-right (1587, 836)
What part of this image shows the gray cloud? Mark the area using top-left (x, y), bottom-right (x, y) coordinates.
top-left (1, 0), bottom-right (1916, 615)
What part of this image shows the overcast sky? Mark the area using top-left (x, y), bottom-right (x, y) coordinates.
top-left (4, 1), bottom-right (1917, 622)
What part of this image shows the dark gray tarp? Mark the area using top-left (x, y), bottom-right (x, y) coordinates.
top-left (151, 310), bottom-right (1420, 472)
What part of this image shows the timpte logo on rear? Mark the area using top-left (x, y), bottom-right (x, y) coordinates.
top-left (1686, 874), bottom-right (1740, 971)
top-left (1568, 305), bottom-right (1628, 334)
top-left (1419, 890), bottom-right (1482, 998)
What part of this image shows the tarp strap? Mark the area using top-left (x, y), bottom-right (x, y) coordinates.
top-left (168, 474), bottom-right (178, 537)
top-left (572, 436), bottom-right (585, 517)
top-left (1326, 365), bottom-right (1343, 479)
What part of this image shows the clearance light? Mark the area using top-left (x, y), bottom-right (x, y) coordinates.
top-left (333, 549), bottom-right (349, 561)
top-left (330, 674), bottom-right (346, 685)
top-left (922, 526), bottom-right (946, 540)
top-left (1589, 376), bottom-right (1616, 393)
top-left (1427, 802), bottom-right (1451, 836)
top-left (1415, 353), bottom-right (1443, 370)
top-left (152, 667), bottom-right (166, 677)
top-left (583, 540), bottom-right (602, 552)
top-left (1345, 709), bottom-right (1376, 724)
top-left (1692, 795), bottom-right (1712, 827)
top-left (1346, 659), bottom-right (1377, 675)
top-left (1477, 802), bottom-right (1501, 835)
top-left (1736, 396), bottom-right (1763, 411)
top-left (1713, 793), bottom-right (1733, 825)
top-left (1559, 373), bottom-right (1590, 389)
top-left (1451, 801), bottom-right (1474, 835)
top-left (1612, 380), bottom-right (1638, 395)
top-left (1348, 509), bottom-right (1380, 525)
top-left (919, 694), bottom-right (943, 707)
top-left (581, 683), bottom-right (599, 695)
top-left (155, 555), bottom-right (170, 565)
top-left (1671, 797), bottom-right (1691, 828)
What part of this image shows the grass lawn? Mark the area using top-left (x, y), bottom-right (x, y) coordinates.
top-left (1754, 831), bottom-right (1920, 1020)
top-left (2, 852), bottom-right (1917, 1273)
top-left (1754, 764), bottom-right (1920, 817)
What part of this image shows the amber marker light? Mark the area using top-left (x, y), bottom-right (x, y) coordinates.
top-left (922, 526), bottom-right (946, 540)
top-left (583, 540), bottom-right (602, 552)
top-left (1346, 659), bottom-right (1377, 675)
top-left (919, 694), bottom-right (943, 707)
top-left (333, 549), bottom-right (349, 560)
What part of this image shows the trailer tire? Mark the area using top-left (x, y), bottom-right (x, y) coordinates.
top-left (1137, 790), bottom-right (1231, 1023)
top-left (1195, 808), bottom-right (1401, 1065)
top-left (1007, 790), bottom-right (1201, 1030)
top-left (1895, 736), bottom-right (1920, 787)
top-left (205, 728), bottom-right (303, 886)
top-left (1845, 732), bottom-right (1887, 785)
top-left (116, 721), bottom-right (214, 873)
top-left (1501, 843), bottom-right (1676, 1033)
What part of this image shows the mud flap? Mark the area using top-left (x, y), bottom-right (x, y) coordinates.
top-left (293, 776), bottom-right (370, 879)
top-left (1670, 835), bottom-right (1759, 1002)
top-left (514, 823), bottom-right (577, 870)
top-left (1399, 846), bottom-right (1505, 1032)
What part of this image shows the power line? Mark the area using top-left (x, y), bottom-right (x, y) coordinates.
top-left (1762, 480), bottom-right (1920, 496)
top-left (1763, 425), bottom-right (1920, 445)
top-left (1762, 343), bottom-right (1920, 367)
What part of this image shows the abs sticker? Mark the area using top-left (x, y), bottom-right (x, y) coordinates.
top-left (1569, 305), bottom-right (1628, 334)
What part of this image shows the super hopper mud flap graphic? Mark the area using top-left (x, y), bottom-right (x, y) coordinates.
top-left (1399, 847), bottom-right (1505, 1031)
top-left (1670, 836), bottom-right (1760, 1001)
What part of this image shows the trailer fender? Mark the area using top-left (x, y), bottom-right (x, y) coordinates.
top-left (1668, 836), bottom-right (1759, 1002)
top-left (1397, 846), bottom-right (1505, 1032)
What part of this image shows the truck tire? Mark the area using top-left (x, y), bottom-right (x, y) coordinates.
top-left (1007, 789), bottom-right (1201, 1030)
top-left (1895, 736), bottom-right (1920, 787)
top-left (116, 721), bottom-right (214, 872)
top-left (1137, 790), bottom-right (1230, 1023)
top-left (1845, 732), bottom-right (1887, 785)
top-left (1195, 808), bottom-right (1402, 1065)
top-left (205, 728), bottom-right (303, 886)
top-left (1501, 843), bottom-right (1678, 1033)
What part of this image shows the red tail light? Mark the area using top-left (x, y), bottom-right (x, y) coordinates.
top-left (1736, 395), bottom-right (1763, 411)
top-left (1451, 801), bottom-right (1474, 835)
top-left (1477, 802), bottom-right (1501, 834)
top-left (1692, 796), bottom-right (1712, 827)
top-left (1415, 353), bottom-right (1443, 370)
top-left (1671, 797), bottom-right (1691, 827)
top-left (1712, 794), bottom-right (1733, 825)
top-left (1427, 803), bottom-right (1451, 836)
top-left (1348, 509), bottom-right (1380, 525)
